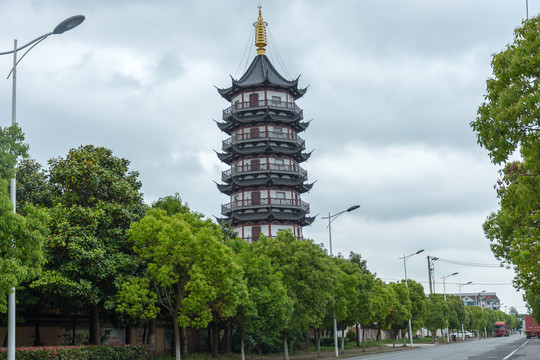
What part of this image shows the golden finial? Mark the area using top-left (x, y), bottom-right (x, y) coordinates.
top-left (254, 5), bottom-right (268, 55)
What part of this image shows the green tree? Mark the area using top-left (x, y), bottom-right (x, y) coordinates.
top-left (423, 294), bottom-right (448, 343)
top-left (471, 15), bottom-right (540, 309)
top-left (252, 231), bottom-right (336, 360)
top-left (16, 158), bottom-right (52, 214)
top-left (347, 252), bottom-right (374, 351)
top-left (387, 281), bottom-right (411, 347)
top-left (32, 145), bottom-right (146, 345)
top-left (408, 279), bottom-right (427, 333)
top-left (446, 295), bottom-right (466, 339)
top-left (0, 125), bottom-right (47, 314)
top-left (370, 278), bottom-right (397, 349)
top-left (467, 306), bottom-right (488, 337)
top-left (226, 237), bottom-right (293, 360)
top-left (118, 203), bottom-right (245, 360)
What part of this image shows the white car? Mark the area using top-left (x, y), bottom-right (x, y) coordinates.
top-left (450, 331), bottom-right (474, 339)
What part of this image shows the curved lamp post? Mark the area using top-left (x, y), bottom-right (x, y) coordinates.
top-left (441, 272), bottom-right (458, 342)
top-left (321, 204), bottom-right (360, 357)
top-left (0, 15), bottom-right (85, 360)
top-left (399, 249), bottom-right (424, 347)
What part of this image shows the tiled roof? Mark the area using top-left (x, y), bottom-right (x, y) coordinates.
top-left (217, 55), bottom-right (307, 101)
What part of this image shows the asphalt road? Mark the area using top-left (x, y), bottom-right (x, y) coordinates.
top-left (341, 334), bottom-right (539, 360)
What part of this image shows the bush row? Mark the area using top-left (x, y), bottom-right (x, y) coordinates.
top-left (0, 344), bottom-right (150, 360)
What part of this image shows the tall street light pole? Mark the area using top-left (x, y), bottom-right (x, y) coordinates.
top-left (0, 15), bottom-right (85, 360)
top-left (321, 204), bottom-right (360, 357)
top-left (441, 272), bottom-right (458, 343)
top-left (399, 249), bottom-right (424, 347)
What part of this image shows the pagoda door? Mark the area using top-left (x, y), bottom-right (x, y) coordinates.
top-left (251, 159), bottom-right (260, 171)
top-left (252, 226), bottom-right (261, 242)
top-left (249, 93), bottom-right (259, 107)
top-left (250, 126), bottom-right (260, 139)
top-left (252, 191), bottom-right (261, 205)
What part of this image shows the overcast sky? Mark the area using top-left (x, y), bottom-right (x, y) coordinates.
top-left (0, 0), bottom-right (535, 314)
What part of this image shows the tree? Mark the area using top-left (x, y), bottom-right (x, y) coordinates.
top-left (226, 236), bottom-right (293, 360)
top-left (32, 145), bottom-right (146, 344)
top-left (118, 202), bottom-right (245, 360)
top-left (423, 294), bottom-right (448, 343)
top-left (407, 279), bottom-right (427, 333)
top-left (467, 306), bottom-right (488, 337)
top-left (0, 125), bottom-right (47, 314)
top-left (370, 278), bottom-right (397, 349)
top-left (471, 15), bottom-right (540, 309)
top-left (446, 295), bottom-right (466, 335)
top-left (252, 231), bottom-right (336, 360)
top-left (387, 281), bottom-right (411, 347)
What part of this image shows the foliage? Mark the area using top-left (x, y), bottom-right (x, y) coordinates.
top-left (118, 200), bottom-right (245, 360)
top-left (466, 306), bottom-right (488, 334)
top-left (407, 279), bottom-right (427, 330)
top-left (471, 15), bottom-right (540, 312)
top-left (32, 145), bottom-right (146, 343)
top-left (16, 158), bottom-right (53, 215)
top-left (0, 124), bottom-right (28, 180)
top-left (423, 294), bottom-right (448, 340)
top-left (446, 295), bottom-right (466, 330)
top-left (252, 231), bottom-right (337, 332)
top-left (0, 345), bottom-right (150, 360)
top-left (0, 179), bottom-right (48, 313)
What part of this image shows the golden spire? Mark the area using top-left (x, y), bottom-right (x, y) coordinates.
top-left (254, 5), bottom-right (268, 55)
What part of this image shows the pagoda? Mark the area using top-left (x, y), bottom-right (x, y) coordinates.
top-left (215, 6), bottom-right (315, 242)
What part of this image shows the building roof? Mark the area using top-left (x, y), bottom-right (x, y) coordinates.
top-left (217, 55), bottom-right (307, 101)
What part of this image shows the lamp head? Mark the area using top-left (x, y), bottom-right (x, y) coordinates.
top-left (53, 15), bottom-right (85, 34)
top-left (346, 205), bottom-right (361, 212)
top-left (416, 249), bottom-right (425, 255)
top-left (452, 272), bottom-right (459, 276)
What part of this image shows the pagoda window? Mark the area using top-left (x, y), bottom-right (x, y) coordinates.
top-left (249, 93), bottom-right (259, 108)
top-left (234, 100), bottom-right (241, 109)
top-left (276, 191), bottom-right (286, 199)
top-left (272, 96), bottom-right (281, 105)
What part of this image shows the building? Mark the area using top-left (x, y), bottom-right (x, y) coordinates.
top-left (215, 6), bottom-right (315, 241)
top-left (452, 292), bottom-right (501, 311)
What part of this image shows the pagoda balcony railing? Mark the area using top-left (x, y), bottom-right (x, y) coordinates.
top-left (222, 163), bottom-right (307, 181)
top-left (223, 99), bottom-right (301, 116)
top-left (222, 130), bottom-right (304, 148)
top-left (221, 198), bottom-right (309, 214)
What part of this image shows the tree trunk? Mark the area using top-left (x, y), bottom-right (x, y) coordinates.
top-left (212, 322), bottom-right (219, 358)
top-left (148, 319), bottom-right (156, 360)
top-left (71, 316), bottom-right (76, 345)
top-left (283, 331), bottom-right (289, 360)
top-left (316, 328), bottom-right (321, 356)
top-left (240, 328), bottom-right (245, 360)
top-left (355, 324), bottom-right (360, 347)
top-left (89, 303), bottom-right (101, 345)
top-left (305, 330), bottom-right (310, 351)
top-left (403, 328), bottom-right (407, 346)
top-left (125, 324), bottom-right (132, 344)
top-left (392, 329), bottom-right (396, 347)
top-left (172, 316), bottom-right (181, 360)
top-left (181, 327), bottom-right (188, 360)
top-left (341, 326), bottom-right (345, 352)
top-left (377, 327), bottom-right (381, 349)
top-left (33, 317), bottom-right (41, 346)
top-left (362, 327), bottom-right (366, 352)
top-left (224, 321), bottom-right (232, 354)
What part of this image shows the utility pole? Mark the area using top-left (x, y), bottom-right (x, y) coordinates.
top-left (427, 256), bottom-right (432, 294)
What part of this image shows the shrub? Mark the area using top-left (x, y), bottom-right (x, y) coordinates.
top-left (0, 345), bottom-right (150, 360)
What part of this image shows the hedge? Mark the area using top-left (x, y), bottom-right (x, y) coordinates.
top-left (0, 344), bottom-right (150, 360)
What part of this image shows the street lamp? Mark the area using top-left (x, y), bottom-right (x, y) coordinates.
top-left (457, 281), bottom-right (472, 340)
top-left (477, 290), bottom-right (486, 307)
top-left (0, 15), bottom-right (85, 360)
top-left (321, 204), bottom-right (360, 357)
top-left (441, 272), bottom-right (458, 342)
top-left (399, 249), bottom-right (424, 347)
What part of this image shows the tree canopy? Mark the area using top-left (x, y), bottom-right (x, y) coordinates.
top-left (471, 15), bottom-right (540, 312)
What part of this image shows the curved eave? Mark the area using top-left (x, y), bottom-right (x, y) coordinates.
top-left (217, 55), bottom-right (307, 101)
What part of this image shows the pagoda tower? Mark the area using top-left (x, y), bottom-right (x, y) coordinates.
top-left (216, 6), bottom-right (315, 242)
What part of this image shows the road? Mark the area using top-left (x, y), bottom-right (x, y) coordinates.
top-left (344, 334), bottom-right (540, 360)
